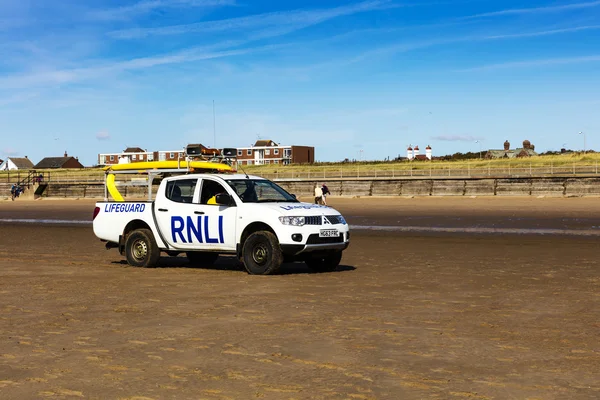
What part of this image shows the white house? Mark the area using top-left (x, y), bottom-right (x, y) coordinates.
top-left (0, 157), bottom-right (35, 170)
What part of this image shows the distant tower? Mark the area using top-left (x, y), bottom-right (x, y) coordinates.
top-left (504, 140), bottom-right (510, 151)
top-left (407, 145), bottom-right (414, 160)
top-left (426, 145), bottom-right (432, 160)
top-left (414, 145), bottom-right (420, 157)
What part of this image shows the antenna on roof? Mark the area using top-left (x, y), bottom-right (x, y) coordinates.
top-left (213, 100), bottom-right (216, 149)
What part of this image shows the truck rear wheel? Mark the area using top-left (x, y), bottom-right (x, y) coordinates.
top-left (305, 251), bottom-right (343, 273)
top-left (242, 231), bottom-right (283, 275)
top-left (187, 252), bottom-right (219, 267)
top-left (125, 229), bottom-right (160, 268)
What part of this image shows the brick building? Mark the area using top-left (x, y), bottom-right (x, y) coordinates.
top-left (235, 140), bottom-right (314, 165)
top-left (35, 152), bottom-right (84, 169)
top-left (98, 147), bottom-right (187, 166)
top-left (98, 144), bottom-right (224, 166)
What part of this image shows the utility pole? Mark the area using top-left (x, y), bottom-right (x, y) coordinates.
top-left (475, 140), bottom-right (482, 159)
top-left (213, 100), bottom-right (216, 149)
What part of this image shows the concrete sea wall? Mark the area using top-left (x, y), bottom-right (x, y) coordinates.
top-left (2, 177), bottom-right (600, 200)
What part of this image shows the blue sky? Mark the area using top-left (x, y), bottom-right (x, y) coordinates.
top-left (1, 0), bottom-right (599, 165)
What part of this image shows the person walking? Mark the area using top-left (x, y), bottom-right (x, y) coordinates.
top-left (321, 183), bottom-right (330, 206)
top-left (314, 184), bottom-right (323, 204)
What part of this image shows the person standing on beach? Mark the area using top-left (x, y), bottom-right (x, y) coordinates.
top-left (321, 183), bottom-right (330, 206)
top-left (314, 184), bottom-right (323, 204)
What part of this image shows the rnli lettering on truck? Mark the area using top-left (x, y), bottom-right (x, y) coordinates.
top-left (171, 216), bottom-right (225, 244)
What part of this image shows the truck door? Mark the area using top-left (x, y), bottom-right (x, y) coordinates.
top-left (193, 178), bottom-right (238, 251)
top-left (155, 177), bottom-right (205, 250)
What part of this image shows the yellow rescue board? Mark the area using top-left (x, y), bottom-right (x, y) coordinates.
top-left (103, 160), bottom-right (233, 172)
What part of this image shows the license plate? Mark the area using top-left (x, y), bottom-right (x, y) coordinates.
top-left (319, 229), bottom-right (339, 238)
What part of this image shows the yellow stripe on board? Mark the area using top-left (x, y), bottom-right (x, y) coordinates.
top-left (106, 173), bottom-right (124, 202)
top-left (103, 160), bottom-right (232, 172)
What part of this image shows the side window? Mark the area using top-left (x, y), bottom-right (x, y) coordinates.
top-left (200, 179), bottom-right (228, 205)
top-left (165, 179), bottom-right (197, 204)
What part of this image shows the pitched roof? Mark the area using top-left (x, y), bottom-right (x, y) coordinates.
top-left (254, 139), bottom-right (278, 147)
top-left (124, 147), bottom-right (146, 153)
top-left (34, 157), bottom-right (82, 169)
top-left (0, 159), bottom-right (3, 165)
top-left (10, 157), bottom-right (35, 169)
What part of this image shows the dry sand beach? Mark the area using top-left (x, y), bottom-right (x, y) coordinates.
top-left (0, 197), bottom-right (599, 399)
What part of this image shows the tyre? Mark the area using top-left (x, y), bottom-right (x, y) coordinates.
top-left (187, 251), bottom-right (219, 267)
top-left (125, 229), bottom-right (160, 268)
top-left (242, 231), bottom-right (283, 275)
top-left (305, 251), bottom-right (343, 273)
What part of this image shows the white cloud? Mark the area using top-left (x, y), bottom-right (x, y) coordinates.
top-left (2, 147), bottom-right (18, 157)
top-left (96, 131), bottom-right (111, 141)
top-left (108, 0), bottom-right (392, 39)
top-left (89, 0), bottom-right (236, 21)
top-left (431, 135), bottom-right (483, 142)
top-left (0, 44), bottom-right (275, 89)
top-left (460, 55), bottom-right (600, 72)
top-left (464, 0), bottom-right (600, 19)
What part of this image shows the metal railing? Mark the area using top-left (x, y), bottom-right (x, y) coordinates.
top-left (1, 162), bottom-right (600, 184)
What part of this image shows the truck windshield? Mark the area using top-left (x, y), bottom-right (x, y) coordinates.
top-left (225, 179), bottom-right (299, 203)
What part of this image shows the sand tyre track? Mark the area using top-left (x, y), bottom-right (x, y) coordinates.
top-left (242, 231), bottom-right (283, 275)
top-left (125, 229), bottom-right (160, 268)
top-left (187, 251), bottom-right (219, 267)
top-left (305, 251), bottom-right (343, 273)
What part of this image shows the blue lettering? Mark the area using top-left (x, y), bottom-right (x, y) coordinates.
top-left (204, 216), bottom-right (219, 244)
top-left (186, 216), bottom-right (203, 243)
top-left (104, 203), bottom-right (148, 212)
top-left (218, 216), bottom-right (224, 244)
top-left (171, 216), bottom-right (186, 243)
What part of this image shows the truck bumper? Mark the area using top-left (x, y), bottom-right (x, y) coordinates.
top-left (280, 241), bottom-right (349, 256)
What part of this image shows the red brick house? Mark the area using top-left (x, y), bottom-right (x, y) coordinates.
top-left (235, 140), bottom-right (315, 165)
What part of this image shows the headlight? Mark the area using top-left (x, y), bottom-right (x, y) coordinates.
top-left (338, 215), bottom-right (347, 225)
top-left (279, 216), bottom-right (305, 226)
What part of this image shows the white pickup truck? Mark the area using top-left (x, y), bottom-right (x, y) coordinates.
top-left (93, 173), bottom-right (350, 275)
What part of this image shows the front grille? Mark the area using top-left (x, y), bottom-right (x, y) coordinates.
top-left (324, 215), bottom-right (343, 225)
top-left (306, 234), bottom-right (344, 244)
top-left (305, 216), bottom-right (322, 225)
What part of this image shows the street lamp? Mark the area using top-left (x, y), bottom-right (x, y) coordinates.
top-left (579, 131), bottom-right (586, 153)
top-left (475, 140), bottom-right (482, 159)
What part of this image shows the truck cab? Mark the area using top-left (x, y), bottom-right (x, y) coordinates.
top-left (93, 173), bottom-right (350, 275)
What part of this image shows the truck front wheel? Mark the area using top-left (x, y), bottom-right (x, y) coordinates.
top-left (242, 231), bottom-right (283, 275)
top-left (305, 251), bottom-right (343, 273)
top-left (125, 229), bottom-right (160, 268)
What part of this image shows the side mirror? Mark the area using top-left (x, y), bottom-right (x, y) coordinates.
top-left (216, 193), bottom-right (233, 206)
top-left (291, 193), bottom-right (297, 199)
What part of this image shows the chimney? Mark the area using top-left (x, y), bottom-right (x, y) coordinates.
top-left (25, 155), bottom-right (28, 159)
top-left (64, 151), bottom-right (68, 157)
top-left (504, 140), bottom-right (510, 151)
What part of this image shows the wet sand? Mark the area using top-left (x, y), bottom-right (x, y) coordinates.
top-left (0, 198), bottom-right (599, 399)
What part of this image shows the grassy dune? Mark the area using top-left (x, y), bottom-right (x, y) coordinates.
top-left (1, 153), bottom-right (599, 182)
